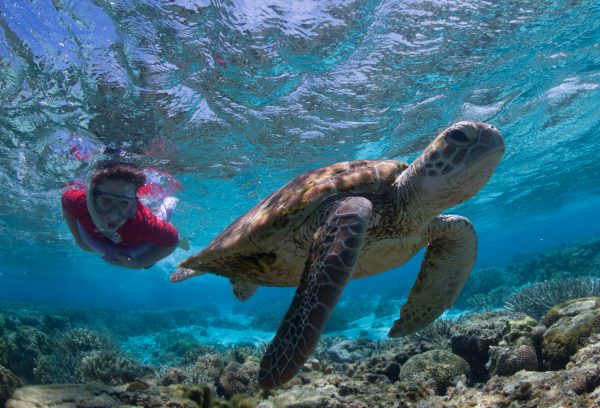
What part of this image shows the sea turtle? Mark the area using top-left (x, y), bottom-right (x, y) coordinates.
top-left (171, 121), bottom-right (505, 389)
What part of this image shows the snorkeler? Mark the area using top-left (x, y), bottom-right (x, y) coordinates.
top-left (61, 161), bottom-right (179, 269)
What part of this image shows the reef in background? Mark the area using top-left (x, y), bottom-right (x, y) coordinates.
top-left (1, 237), bottom-right (599, 407)
top-left (454, 237), bottom-right (600, 311)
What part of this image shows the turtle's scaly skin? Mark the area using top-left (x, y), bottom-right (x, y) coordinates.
top-left (173, 121), bottom-right (505, 390)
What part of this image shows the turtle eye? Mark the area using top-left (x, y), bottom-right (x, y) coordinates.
top-left (446, 129), bottom-right (472, 145)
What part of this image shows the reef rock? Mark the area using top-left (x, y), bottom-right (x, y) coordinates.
top-left (486, 316), bottom-right (543, 376)
top-left (0, 364), bottom-right (21, 406)
top-left (351, 355), bottom-right (400, 383)
top-left (501, 316), bottom-right (542, 346)
top-left (449, 311), bottom-right (509, 382)
top-left (259, 327), bottom-right (600, 407)
top-left (258, 373), bottom-right (400, 408)
top-left (326, 339), bottom-right (375, 363)
top-left (542, 297), bottom-right (600, 369)
top-left (5, 382), bottom-right (215, 408)
top-left (258, 384), bottom-right (340, 408)
top-left (373, 334), bottom-right (600, 407)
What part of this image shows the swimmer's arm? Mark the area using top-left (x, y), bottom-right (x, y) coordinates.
top-left (62, 207), bottom-right (94, 252)
top-left (104, 244), bottom-right (177, 269)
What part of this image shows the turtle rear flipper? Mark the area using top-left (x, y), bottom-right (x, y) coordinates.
top-left (231, 279), bottom-right (258, 301)
top-left (258, 197), bottom-right (373, 390)
top-left (389, 215), bottom-right (477, 337)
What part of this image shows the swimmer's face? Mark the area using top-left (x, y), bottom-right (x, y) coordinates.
top-left (87, 179), bottom-right (138, 232)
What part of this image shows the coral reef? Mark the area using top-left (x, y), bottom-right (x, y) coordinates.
top-left (247, 298), bottom-right (376, 334)
top-left (454, 266), bottom-right (514, 310)
top-left (0, 364), bottom-right (21, 406)
top-left (457, 238), bottom-right (600, 312)
top-left (60, 306), bottom-right (219, 337)
top-left (61, 327), bottom-right (116, 353)
top-left (486, 316), bottom-right (543, 377)
top-left (180, 353), bottom-right (226, 387)
top-left (106, 308), bottom-right (213, 337)
top-left (0, 325), bottom-right (53, 381)
top-left (326, 338), bottom-right (376, 363)
top-left (505, 277), bottom-right (600, 319)
top-left (350, 355), bottom-right (400, 383)
top-left (487, 344), bottom-right (539, 376)
top-left (32, 327), bottom-right (141, 384)
top-left (153, 330), bottom-right (217, 366)
top-left (3, 238), bottom-right (600, 407)
top-left (217, 361), bottom-right (259, 398)
top-left (4, 306), bottom-right (600, 407)
top-left (448, 311), bottom-right (510, 382)
top-left (404, 317), bottom-right (455, 351)
top-left (541, 297), bottom-right (600, 370)
top-left (253, 330), bottom-right (600, 407)
top-left (398, 349), bottom-right (470, 395)
top-left (74, 349), bottom-right (150, 385)
top-left (248, 312), bottom-right (281, 332)
top-left (5, 383), bottom-right (217, 408)
top-left (508, 238), bottom-right (600, 283)
top-left (0, 309), bottom-right (151, 386)
top-left (41, 315), bottom-right (71, 333)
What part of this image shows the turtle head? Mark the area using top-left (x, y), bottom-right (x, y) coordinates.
top-left (409, 121), bottom-right (504, 209)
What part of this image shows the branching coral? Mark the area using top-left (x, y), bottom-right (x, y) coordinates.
top-left (75, 350), bottom-right (150, 385)
top-left (455, 267), bottom-right (514, 310)
top-left (405, 318), bottom-right (459, 351)
top-left (181, 353), bottom-right (225, 386)
top-left (61, 328), bottom-right (115, 353)
top-left (2, 326), bottom-right (53, 381)
top-left (33, 327), bottom-right (141, 384)
top-left (508, 239), bottom-right (600, 284)
top-left (217, 361), bottom-right (258, 398)
top-left (504, 278), bottom-right (600, 320)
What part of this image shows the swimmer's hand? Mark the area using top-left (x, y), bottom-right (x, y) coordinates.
top-left (97, 229), bottom-right (122, 244)
top-left (102, 244), bottom-right (176, 269)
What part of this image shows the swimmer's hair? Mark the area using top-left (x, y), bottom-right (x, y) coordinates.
top-left (90, 161), bottom-right (146, 191)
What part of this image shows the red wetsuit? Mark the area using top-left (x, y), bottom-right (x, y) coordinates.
top-left (62, 189), bottom-right (178, 248)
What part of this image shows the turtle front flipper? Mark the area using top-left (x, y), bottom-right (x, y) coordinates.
top-left (258, 197), bottom-right (373, 390)
top-left (389, 215), bottom-right (477, 337)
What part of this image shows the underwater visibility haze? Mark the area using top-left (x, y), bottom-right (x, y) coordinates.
top-left (1, 0), bottom-right (600, 405)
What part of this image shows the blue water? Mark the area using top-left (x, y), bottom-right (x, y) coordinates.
top-left (1, 0), bottom-right (600, 320)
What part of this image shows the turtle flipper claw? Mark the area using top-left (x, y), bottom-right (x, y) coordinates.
top-left (170, 267), bottom-right (205, 283)
top-left (258, 197), bottom-right (373, 390)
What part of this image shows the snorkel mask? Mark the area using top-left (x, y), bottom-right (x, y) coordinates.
top-left (92, 188), bottom-right (138, 220)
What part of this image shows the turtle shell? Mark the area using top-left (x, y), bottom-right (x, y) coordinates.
top-left (182, 159), bottom-right (407, 267)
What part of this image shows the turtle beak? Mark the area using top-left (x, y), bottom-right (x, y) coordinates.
top-left (478, 123), bottom-right (504, 159)
top-left (461, 123), bottom-right (504, 169)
